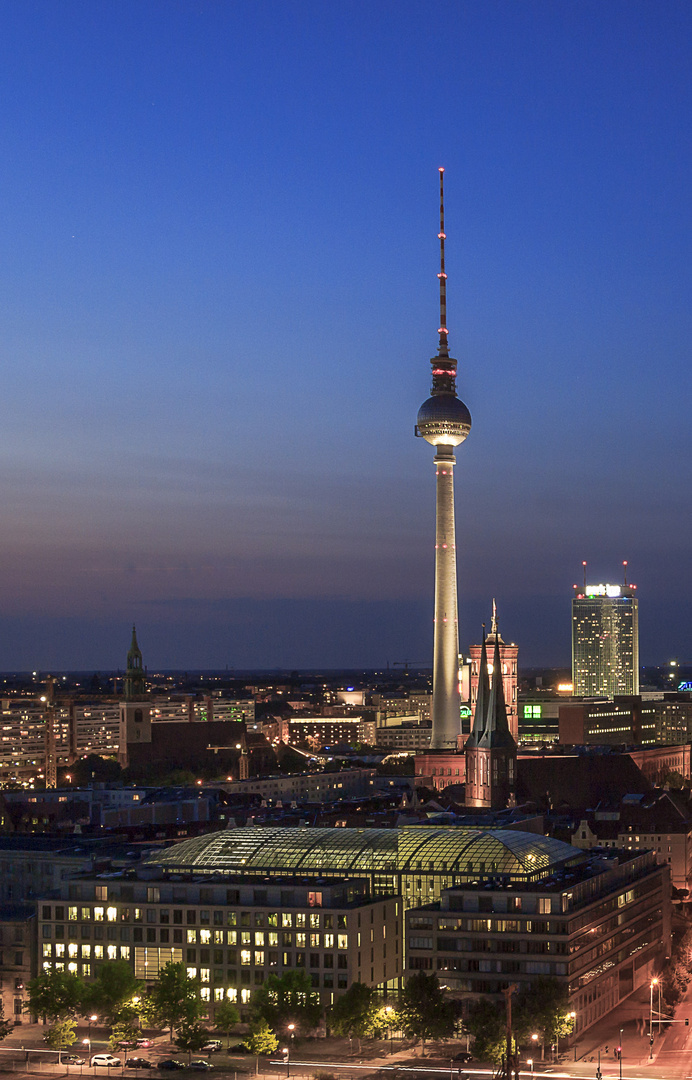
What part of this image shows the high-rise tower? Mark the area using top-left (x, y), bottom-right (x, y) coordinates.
top-left (415, 169), bottom-right (472, 750)
top-left (572, 565), bottom-right (639, 697)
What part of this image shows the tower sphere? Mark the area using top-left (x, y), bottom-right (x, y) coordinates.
top-left (416, 393), bottom-right (472, 446)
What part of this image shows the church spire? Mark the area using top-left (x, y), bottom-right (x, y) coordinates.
top-left (465, 626), bottom-right (489, 749)
top-left (478, 634), bottom-right (515, 750)
top-left (124, 625), bottom-right (146, 701)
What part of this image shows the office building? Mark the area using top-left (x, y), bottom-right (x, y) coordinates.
top-left (37, 872), bottom-right (401, 1013)
top-left (405, 847), bottom-right (669, 1036)
top-left (572, 580), bottom-right (639, 697)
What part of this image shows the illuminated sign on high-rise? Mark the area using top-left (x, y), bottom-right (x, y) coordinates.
top-left (585, 584), bottom-right (622, 598)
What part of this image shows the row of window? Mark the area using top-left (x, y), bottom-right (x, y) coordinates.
top-left (42, 923), bottom-right (349, 948)
top-left (42, 906), bottom-right (345, 929)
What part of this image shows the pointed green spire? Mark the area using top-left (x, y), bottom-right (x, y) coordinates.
top-left (478, 634), bottom-right (516, 751)
top-left (124, 625), bottom-right (146, 701)
top-left (465, 628), bottom-right (489, 750)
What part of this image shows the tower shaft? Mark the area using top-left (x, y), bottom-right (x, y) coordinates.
top-left (430, 444), bottom-right (461, 749)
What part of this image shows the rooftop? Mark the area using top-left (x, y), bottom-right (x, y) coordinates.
top-left (146, 825), bottom-right (585, 882)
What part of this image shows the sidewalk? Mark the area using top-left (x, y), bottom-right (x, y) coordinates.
top-left (571, 984), bottom-right (659, 1069)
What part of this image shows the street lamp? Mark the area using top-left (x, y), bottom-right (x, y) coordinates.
top-left (650, 978), bottom-right (658, 1060)
top-left (619, 1027), bottom-right (623, 1080)
top-left (531, 1032), bottom-right (540, 1062)
top-left (527, 1059), bottom-right (533, 1075)
top-left (384, 1006), bottom-right (394, 1053)
top-left (281, 1048), bottom-right (289, 1078)
top-left (569, 1011), bottom-right (577, 1061)
top-left (286, 1024), bottom-right (295, 1075)
top-left (83, 1037), bottom-right (91, 1064)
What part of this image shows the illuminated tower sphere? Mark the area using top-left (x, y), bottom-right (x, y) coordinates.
top-left (415, 169), bottom-right (472, 750)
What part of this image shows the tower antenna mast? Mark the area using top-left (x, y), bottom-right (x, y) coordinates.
top-left (438, 167), bottom-right (448, 355)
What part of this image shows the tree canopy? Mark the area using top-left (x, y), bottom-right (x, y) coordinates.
top-left (213, 999), bottom-right (240, 1046)
top-left (330, 984), bottom-right (383, 1049)
top-left (464, 999), bottom-right (507, 1065)
top-left (27, 970), bottom-right (85, 1023)
top-left (86, 960), bottom-right (142, 1026)
top-left (243, 1018), bottom-right (279, 1072)
top-left (251, 970), bottom-right (321, 1033)
top-left (514, 978), bottom-right (574, 1048)
top-left (398, 971), bottom-right (454, 1049)
top-left (143, 962), bottom-right (202, 1037)
top-left (175, 1020), bottom-right (211, 1059)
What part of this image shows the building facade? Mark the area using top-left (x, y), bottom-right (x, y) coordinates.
top-left (37, 873), bottom-right (401, 1014)
top-left (572, 583), bottom-right (639, 697)
top-left (405, 849), bottom-right (670, 1036)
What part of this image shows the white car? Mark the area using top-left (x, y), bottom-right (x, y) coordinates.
top-left (92, 1055), bottom-right (122, 1067)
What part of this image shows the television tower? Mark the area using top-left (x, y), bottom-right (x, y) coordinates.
top-left (415, 169), bottom-right (472, 750)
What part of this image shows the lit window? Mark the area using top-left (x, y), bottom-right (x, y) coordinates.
top-left (107, 946), bottom-right (117, 960)
top-left (240, 950), bottom-right (251, 965)
top-left (107, 907), bottom-right (118, 923)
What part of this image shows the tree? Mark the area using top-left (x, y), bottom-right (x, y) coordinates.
top-left (515, 978), bottom-right (574, 1059)
top-left (144, 962), bottom-right (202, 1039)
top-left (26, 970), bottom-right (85, 1023)
top-left (398, 972), bottom-right (454, 1052)
top-left (0, 1001), bottom-right (12, 1044)
top-left (43, 1018), bottom-right (78, 1057)
top-left (175, 1020), bottom-right (210, 1061)
top-left (464, 999), bottom-right (507, 1066)
top-left (251, 970), bottom-right (321, 1033)
top-left (214, 999), bottom-right (240, 1048)
top-left (109, 1017), bottom-right (140, 1053)
top-left (330, 984), bottom-right (383, 1052)
top-left (87, 960), bottom-right (143, 1027)
top-left (243, 1019), bottom-right (279, 1074)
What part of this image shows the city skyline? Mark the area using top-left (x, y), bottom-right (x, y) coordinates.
top-left (0, 1), bottom-right (690, 669)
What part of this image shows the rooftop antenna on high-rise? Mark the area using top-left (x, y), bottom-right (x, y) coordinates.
top-left (623, 560), bottom-right (628, 586)
top-left (582, 560), bottom-right (587, 588)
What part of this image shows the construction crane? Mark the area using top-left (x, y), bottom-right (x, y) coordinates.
top-left (41, 676), bottom-right (57, 789)
top-left (392, 660), bottom-right (427, 675)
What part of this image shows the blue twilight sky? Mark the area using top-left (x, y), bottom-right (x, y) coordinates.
top-left (0, 0), bottom-right (690, 670)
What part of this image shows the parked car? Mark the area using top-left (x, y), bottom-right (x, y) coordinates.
top-left (158, 1062), bottom-right (185, 1071)
top-left (136, 1040), bottom-right (153, 1049)
top-left (202, 1042), bottom-right (222, 1053)
top-left (61, 1055), bottom-right (86, 1065)
top-left (92, 1055), bottom-right (122, 1067)
top-left (453, 1053), bottom-right (473, 1063)
top-left (126, 1059), bottom-right (153, 1069)
top-left (189, 1063), bottom-right (214, 1071)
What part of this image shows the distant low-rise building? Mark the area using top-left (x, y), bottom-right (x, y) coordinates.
top-left (570, 792), bottom-right (692, 891)
top-left (0, 903), bottom-right (35, 1024)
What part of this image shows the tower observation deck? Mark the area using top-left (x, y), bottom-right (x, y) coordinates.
top-left (415, 169), bottom-right (472, 750)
